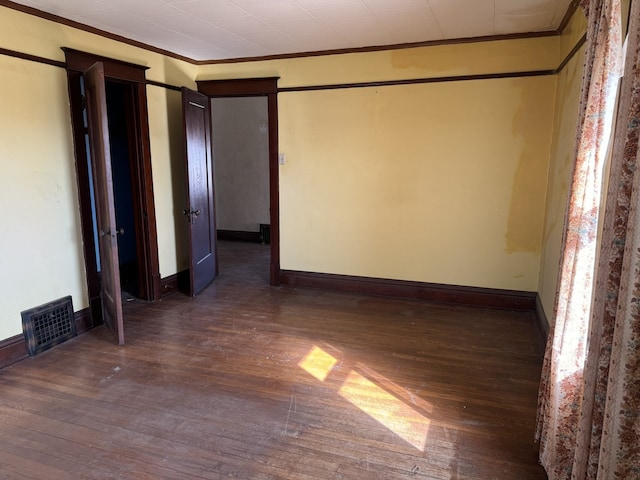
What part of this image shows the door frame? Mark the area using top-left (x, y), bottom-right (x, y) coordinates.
top-left (196, 78), bottom-right (280, 285)
top-left (63, 48), bottom-right (161, 325)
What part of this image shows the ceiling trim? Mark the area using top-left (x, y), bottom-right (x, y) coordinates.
top-left (557, 0), bottom-right (581, 33)
top-left (1, 28), bottom-right (586, 94)
top-left (1, 0), bottom-right (580, 66)
top-left (196, 31), bottom-right (558, 66)
top-left (0, 0), bottom-right (196, 64)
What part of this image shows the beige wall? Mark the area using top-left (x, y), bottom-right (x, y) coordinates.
top-left (199, 38), bottom-right (558, 291)
top-left (537, 9), bottom-right (588, 324)
top-left (0, 6), bottom-right (195, 341)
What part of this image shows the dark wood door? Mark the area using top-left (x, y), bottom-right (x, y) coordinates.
top-left (84, 62), bottom-right (125, 344)
top-left (182, 88), bottom-right (217, 296)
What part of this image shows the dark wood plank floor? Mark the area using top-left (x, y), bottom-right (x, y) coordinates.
top-left (0, 241), bottom-right (547, 479)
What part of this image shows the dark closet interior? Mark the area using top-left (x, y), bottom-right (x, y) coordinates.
top-left (104, 81), bottom-right (139, 299)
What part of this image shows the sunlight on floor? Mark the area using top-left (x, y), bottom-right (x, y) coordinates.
top-left (298, 345), bottom-right (431, 451)
top-left (297, 345), bottom-right (338, 381)
top-left (339, 370), bottom-right (430, 451)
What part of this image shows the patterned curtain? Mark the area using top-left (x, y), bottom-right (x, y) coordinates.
top-left (536, 0), bottom-right (640, 478)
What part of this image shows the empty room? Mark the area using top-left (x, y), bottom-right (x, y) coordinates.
top-left (1, 0), bottom-right (638, 478)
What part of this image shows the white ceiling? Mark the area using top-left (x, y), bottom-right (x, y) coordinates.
top-left (11, 0), bottom-right (574, 61)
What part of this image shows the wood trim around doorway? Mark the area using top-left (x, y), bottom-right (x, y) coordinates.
top-left (196, 77), bottom-right (281, 285)
top-left (63, 49), bottom-right (161, 315)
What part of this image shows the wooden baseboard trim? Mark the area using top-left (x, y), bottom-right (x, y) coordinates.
top-left (0, 307), bottom-right (92, 369)
top-left (0, 334), bottom-right (27, 369)
top-left (160, 273), bottom-right (179, 298)
top-left (75, 308), bottom-right (92, 334)
top-left (160, 270), bottom-right (191, 298)
top-left (217, 230), bottom-right (261, 243)
top-left (535, 294), bottom-right (551, 349)
top-left (279, 270), bottom-right (536, 311)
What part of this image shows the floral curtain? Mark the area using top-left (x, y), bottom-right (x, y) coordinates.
top-left (536, 0), bottom-right (640, 478)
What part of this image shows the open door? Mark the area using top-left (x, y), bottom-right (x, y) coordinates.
top-left (84, 62), bottom-right (125, 344)
top-left (182, 88), bottom-right (218, 296)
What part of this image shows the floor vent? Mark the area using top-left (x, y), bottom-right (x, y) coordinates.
top-left (260, 223), bottom-right (271, 244)
top-left (21, 296), bottom-right (77, 357)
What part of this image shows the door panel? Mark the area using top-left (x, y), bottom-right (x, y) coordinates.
top-left (84, 62), bottom-right (125, 344)
top-left (182, 88), bottom-right (217, 296)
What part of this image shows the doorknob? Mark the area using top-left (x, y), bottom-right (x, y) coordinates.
top-left (100, 228), bottom-right (125, 237)
top-left (183, 208), bottom-right (201, 222)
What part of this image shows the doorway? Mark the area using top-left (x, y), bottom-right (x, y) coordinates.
top-left (211, 96), bottom-right (270, 283)
top-left (196, 77), bottom-right (281, 285)
top-left (64, 49), bottom-right (160, 329)
top-left (105, 81), bottom-right (142, 300)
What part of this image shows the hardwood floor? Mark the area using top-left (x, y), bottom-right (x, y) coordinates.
top-left (0, 241), bottom-right (547, 479)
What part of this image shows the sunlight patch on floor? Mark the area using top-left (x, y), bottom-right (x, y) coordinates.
top-left (298, 345), bottom-right (338, 381)
top-left (339, 369), bottom-right (430, 451)
top-left (298, 345), bottom-right (430, 451)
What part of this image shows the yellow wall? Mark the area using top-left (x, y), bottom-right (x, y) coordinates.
top-left (200, 38), bottom-right (558, 291)
top-left (278, 79), bottom-right (555, 289)
top-left (0, 6), bottom-right (195, 340)
top-left (0, 55), bottom-right (84, 340)
top-left (200, 37), bottom-right (559, 88)
top-left (537, 9), bottom-right (587, 323)
top-left (147, 86), bottom-right (190, 276)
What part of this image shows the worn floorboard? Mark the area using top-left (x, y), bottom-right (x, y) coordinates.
top-left (0, 240), bottom-right (547, 479)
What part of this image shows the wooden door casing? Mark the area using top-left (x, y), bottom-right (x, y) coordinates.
top-left (196, 77), bottom-right (280, 285)
top-left (64, 48), bottom-right (161, 334)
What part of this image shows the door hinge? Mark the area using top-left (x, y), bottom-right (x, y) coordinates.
top-left (81, 95), bottom-right (87, 110)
